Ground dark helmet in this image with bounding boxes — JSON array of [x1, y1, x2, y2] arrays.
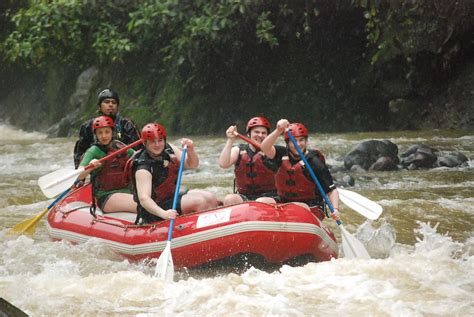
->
[[92, 116, 115, 131], [141, 123, 167, 141], [97, 89, 119, 105], [246, 116, 271, 134], [284, 123, 309, 140]]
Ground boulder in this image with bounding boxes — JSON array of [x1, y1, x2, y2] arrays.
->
[[369, 156, 399, 171], [334, 174, 356, 187], [436, 152, 469, 167], [400, 144, 437, 169], [344, 140, 399, 170]]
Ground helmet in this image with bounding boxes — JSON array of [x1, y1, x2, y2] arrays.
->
[[97, 89, 120, 105], [141, 123, 167, 141], [246, 116, 271, 134], [284, 123, 309, 140], [92, 116, 115, 131]]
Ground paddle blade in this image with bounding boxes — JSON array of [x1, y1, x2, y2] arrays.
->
[[9, 207, 49, 236], [38, 168, 82, 198], [154, 241, 174, 281], [340, 224, 371, 259], [339, 188, 383, 220]]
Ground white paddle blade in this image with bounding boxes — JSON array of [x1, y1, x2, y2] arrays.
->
[[38, 168, 83, 198], [339, 188, 383, 220], [154, 241, 174, 282], [340, 224, 371, 259]]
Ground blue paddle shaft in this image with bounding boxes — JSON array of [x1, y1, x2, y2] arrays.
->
[[286, 132, 342, 225], [47, 188, 71, 209], [167, 146, 187, 242]]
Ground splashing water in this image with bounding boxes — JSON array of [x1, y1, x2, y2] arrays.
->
[[1, 126, 473, 315], [356, 219, 397, 258]]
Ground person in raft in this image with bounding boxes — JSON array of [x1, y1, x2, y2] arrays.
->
[[218, 116, 285, 205], [73, 88, 141, 168], [131, 123, 219, 224], [75, 115, 137, 214], [259, 119, 341, 221]]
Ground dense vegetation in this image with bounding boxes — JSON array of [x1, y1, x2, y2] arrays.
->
[[0, 0, 473, 134]]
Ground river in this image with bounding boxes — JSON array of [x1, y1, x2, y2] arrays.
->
[[0, 123, 473, 316]]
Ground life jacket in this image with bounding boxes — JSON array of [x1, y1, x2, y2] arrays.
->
[[131, 144, 179, 204], [275, 149, 326, 202], [94, 140, 130, 191], [234, 144, 277, 195]]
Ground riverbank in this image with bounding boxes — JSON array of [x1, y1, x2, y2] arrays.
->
[[1, 57, 472, 137]]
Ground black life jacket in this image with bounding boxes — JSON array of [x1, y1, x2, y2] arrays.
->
[[130, 144, 179, 223]]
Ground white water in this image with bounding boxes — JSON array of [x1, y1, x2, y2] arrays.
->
[[1, 124, 473, 316]]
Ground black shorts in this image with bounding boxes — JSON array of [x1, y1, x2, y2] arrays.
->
[[136, 190, 188, 224], [97, 193, 113, 211], [158, 190, 188, 213]]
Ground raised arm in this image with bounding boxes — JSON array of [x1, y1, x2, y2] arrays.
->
[[260, 119, 289, 159], [171, 139, 199, 169], [218, 125, 240, 168]]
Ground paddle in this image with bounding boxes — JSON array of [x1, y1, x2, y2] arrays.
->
[[286, 130, 370, 259], [236, 132, 382, 219], [9, 188, 71, 236], [154, 145, 187, 281], [338, 188, 382, 220], [235, 132, 261, 149], [38, 138, 144, 198]]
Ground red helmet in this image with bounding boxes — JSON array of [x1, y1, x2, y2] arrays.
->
[[246, 116, 271, 134], [92, 116, 115, 131], [284, 123, 309, 140], [141, 123, 167, 141]]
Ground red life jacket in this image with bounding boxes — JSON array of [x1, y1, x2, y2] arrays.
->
[[275, 149, 326, 201], [95, 140, 130, 191], [234, 144, 277, 195]]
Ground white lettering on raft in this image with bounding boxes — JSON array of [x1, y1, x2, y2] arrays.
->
[[196, 208, 232, 228]]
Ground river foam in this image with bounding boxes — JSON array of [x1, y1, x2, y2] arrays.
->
[[1, 222, 472, 316]]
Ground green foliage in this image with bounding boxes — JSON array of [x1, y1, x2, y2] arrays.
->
[[1, 1, 473, 134], [1, 1, 342, 75], [1, 0, 138, 66], [354, 0, 473, 68]]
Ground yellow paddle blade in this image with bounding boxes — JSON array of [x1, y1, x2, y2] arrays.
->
[[9, 207, 49, 236]]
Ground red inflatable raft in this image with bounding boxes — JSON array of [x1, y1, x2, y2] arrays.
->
[[47, 184, 338, 269]]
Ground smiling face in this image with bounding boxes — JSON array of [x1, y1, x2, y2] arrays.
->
[[99, 98, 118, 116], [145, 137, 166, 157], [249, 126, 269, 144], [94, 127, 114, 146], [287, 136, 307, 157]]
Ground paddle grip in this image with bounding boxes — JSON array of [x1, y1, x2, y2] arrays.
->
[[286, 131, 342, 226], [84, 138, 144, 171]]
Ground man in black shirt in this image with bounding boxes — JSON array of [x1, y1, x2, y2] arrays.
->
[[73, 89, 141, 168], [260, 119, 341, 221]]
